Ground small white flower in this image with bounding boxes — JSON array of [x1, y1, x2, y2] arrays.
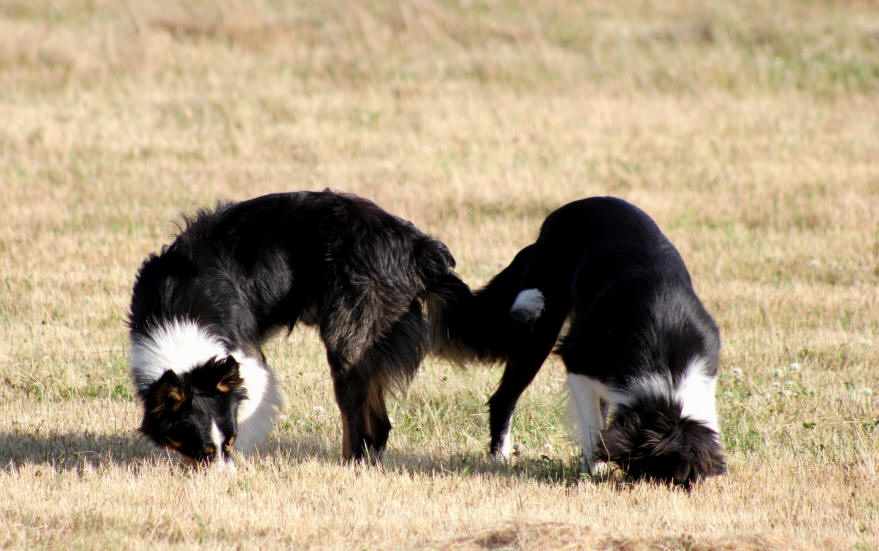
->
[[732, 367, 743, 377], [789, 362, 801, 371], [863, 388, 873, 396], [312, 406, 325, 416]]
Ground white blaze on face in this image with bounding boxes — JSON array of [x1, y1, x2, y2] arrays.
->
[[209, 419, 239, 471], [210, 420, 224, 462]]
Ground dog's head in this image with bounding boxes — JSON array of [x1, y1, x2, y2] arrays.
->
[[138, 356, 246, 467], [597, 400, 726, 489]]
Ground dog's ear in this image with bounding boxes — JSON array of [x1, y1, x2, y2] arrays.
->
[[152, 370, 189, 413], [214, 356, 243, 393]]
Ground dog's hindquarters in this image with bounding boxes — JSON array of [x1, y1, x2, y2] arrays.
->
[[324, 298, 430, 460], [319, 216, 471, 460]]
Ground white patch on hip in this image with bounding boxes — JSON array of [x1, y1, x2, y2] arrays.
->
[[230, 351, 283, 454], [129, 319, 227, 392], [510, 289, 545, 322]]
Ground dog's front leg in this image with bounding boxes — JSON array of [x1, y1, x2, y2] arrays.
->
[[566, 373, 608, 477]]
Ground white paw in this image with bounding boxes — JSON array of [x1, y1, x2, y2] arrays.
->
[[490, 449, 509, 462], [579, 457, 610, 479], [589, 460, 610, 478]]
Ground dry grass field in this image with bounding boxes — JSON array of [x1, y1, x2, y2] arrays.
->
[[1, 0, 877, 549]]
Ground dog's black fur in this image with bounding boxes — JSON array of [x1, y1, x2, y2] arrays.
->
[[129, 190, 472, 464], [448, 196, 726, 487]]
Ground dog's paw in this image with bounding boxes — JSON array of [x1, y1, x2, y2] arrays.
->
[[589, 460, 610, 478], [489, 450, 509, 462], [578, 457, 611, 481], [489, 442, 521, 462]]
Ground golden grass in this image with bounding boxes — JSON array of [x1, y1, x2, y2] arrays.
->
[[1, 0, 877, 549]]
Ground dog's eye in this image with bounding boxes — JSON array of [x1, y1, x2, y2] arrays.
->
[[204, 445, 216, 456]]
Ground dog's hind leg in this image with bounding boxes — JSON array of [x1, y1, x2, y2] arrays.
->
[[328, 356, 374, 460], [366, 380, 392, 454], [487, 307, 566, 459]]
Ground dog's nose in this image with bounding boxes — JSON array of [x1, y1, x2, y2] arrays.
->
[[204, 453, 237, 472]]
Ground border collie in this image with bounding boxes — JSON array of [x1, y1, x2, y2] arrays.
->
[[128, 190, 471, 465], [452, 197, 726, 487]]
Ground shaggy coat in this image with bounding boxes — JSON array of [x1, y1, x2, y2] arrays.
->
[[129, 190, 470, 463]]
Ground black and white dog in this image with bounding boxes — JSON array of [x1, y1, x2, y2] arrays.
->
[[457, 197, 726, 487], [128, 190, 471, 466]]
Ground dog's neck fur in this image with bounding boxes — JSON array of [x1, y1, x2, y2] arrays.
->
[[629, 355, 719, 435], [129, 319, 228, 393]]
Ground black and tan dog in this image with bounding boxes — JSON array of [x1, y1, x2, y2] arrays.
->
[[128, 190, 473, 466]]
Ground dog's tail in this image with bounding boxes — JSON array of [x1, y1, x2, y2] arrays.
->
[[421, 271, 509, 365], [422, 244, 538, 365], [595, 390, 726, 489]]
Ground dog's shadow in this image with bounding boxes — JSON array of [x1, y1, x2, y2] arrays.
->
[[267, 436, 602, 487], [0, 430, 158, 471], [0, 430, 606, 486]]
